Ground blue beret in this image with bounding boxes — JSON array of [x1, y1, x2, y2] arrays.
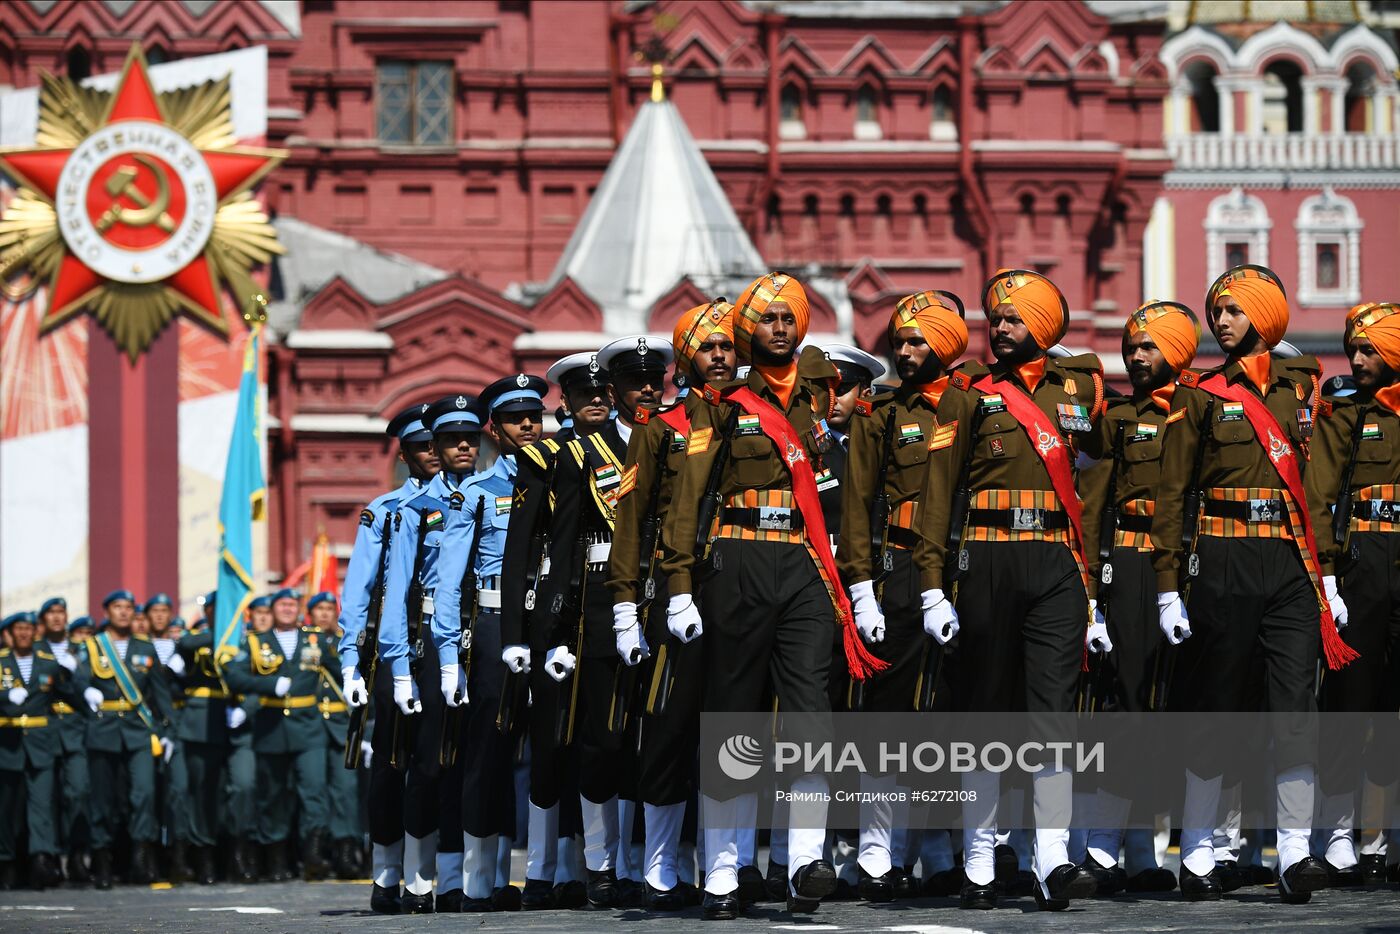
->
[[386, 403, 433, 443], [40, 597, 66, 615], [143, 593, 172, 611], [96, 619, 111, 632], [68, 616, 93, 634], [170, 617, 187, 630], [1, 611, 36, 632], [102, 589, 136, 608], [481, 374, 547, 415], [306, 591, 337, 611], [272, 588, 300, 604], [424, 394, 483, 434], [248, 595, 273, 610]]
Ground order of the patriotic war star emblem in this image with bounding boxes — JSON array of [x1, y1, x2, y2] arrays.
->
[[0, 43, 286, 359]]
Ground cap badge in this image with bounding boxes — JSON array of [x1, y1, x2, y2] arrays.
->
[[516, 374, 530, 387], [637, 338, 648, 355], [455, 395, 468, 409], [588, 355, 599, 374]]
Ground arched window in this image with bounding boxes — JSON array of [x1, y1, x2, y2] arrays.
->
[[780, 84, 806, 140], [1295, 187, 1362, 306], [1261, 61, 1303, 134], [854, 84, 881, 140], [1345, 61, 1378, 133], [1204, 187, 1271, 283], [1184, 60, 1220, 133], [66, 46, 91, 82], [930, 84, 957, 140]]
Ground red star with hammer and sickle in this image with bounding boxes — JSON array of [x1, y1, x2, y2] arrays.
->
[[0, 47, 280, 331]]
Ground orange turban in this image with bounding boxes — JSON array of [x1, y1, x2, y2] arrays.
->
[[1207, 266, 1289, 348], [1125, 300, 1200, 373], [672, 299, 734, 375], [889, 290, 968, 367], [983, 269, 1067, 350], [1350, 303, 1400, 371], [734, 272, 810, 361]]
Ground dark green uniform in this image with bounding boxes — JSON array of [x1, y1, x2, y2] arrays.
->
[[314, 662, 360, 848], [45, 640, 92, 876], [0, 647, 73, 862], [172, 632, 251, 853]]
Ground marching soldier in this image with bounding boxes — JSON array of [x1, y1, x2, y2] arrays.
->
[[306, 591, 360, 879], [379, 393, 484, 912], [39, 599, 67, 647], [836, 291, 973, 902], [433, 373, 548, 910], [1307, 302, 1400, 886], [223, 587, 336, 883], [609, 301, 738, 910], [1151, 264, 1351, 904], [50, 614, 93, 885], [144, 593, 192, 883], [0, 612, 76, 889], [73, 589, 176, 889], [248, 595, 274, 634], [1076, 300, 1200, 895], [664, 272, 884, 919], [339, 402, 440, 913], [913, 270, 1107, 911]]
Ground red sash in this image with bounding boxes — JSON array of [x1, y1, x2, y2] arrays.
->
[[1194, 373, 1358, 670], [658, 406, 690, 435], [720, 385, 887, 680], [970, 375, 1086, 563]]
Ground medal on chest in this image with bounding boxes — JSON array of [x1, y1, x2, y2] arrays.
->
[[1056, 403, 1092, 434], [814, 466, 840, 492]]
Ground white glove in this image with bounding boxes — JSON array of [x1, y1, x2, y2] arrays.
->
[[1157, 592, 1191, 645], [7, 687, 27, 706], [544, 645, 576, 682], [392, 674, 421, 715], [849, 580, 885, 645], [342, 666, 369, 707], [921, 588, 959, 645], [613, 602, 649, 665], [440, 663, 467, 707], [83, 686, 103, 712], [273, 676, 292, 698], [160, 737, 175, 764], [226, 706, 247, 730], [56, 653, 76, 672], [1323, 576, 1349, 631], [360, 740, 373, 768], [1086, 601, 1113, 654], [165, 653, 186, 676], [502, 645, 531, 674], [666, 594, 702, 643]]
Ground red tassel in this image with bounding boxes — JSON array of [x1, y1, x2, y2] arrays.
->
[[1321, 621, 1360, 671], [1080, 643, 1089, 673], [841, 613, 889, 681]]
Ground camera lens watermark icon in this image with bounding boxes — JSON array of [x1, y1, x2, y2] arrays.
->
[[717, 734, 764, 781]]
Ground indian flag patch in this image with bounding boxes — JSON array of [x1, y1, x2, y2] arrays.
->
[[1363, 423, 1382, 440], [736, 413, 762, 436], [594, 464, 620, 488], [425, 509, 443, 528], [1220, 401, 1245, 422], [494, 495, 512, 515], [980, 394, 1006, 414], [1134, 422, 1158, 439], [898, 423, 923, 445]]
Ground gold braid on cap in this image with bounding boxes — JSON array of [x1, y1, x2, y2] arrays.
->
[[1348, 301, 1400, 345], [1206, 263, 1286, 310], [1126, 299, 1201, 339]]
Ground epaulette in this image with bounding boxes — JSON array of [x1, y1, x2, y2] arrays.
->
[[134, 634, 151, 642], [1177, 369, 1201, 388], [0, 648, 9, 657], [448, 490, 465, 511], [634, 407, 651, 426], [1317, 398, 1334, 419], [701, 383, 723, 405], [1277, 354, 1322, 376], [358, 508, 375, 527], [951, 360, 990, 380], [1055, 352, 1105, 375], [542, 438, 561, 453], [949, 371, 974, 391], [565, 438, 586, 467], [36, 650, 55, 660]]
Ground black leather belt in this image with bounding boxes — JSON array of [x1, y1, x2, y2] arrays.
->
[[721, 506, 804, 532], [1203, 499, 1286, 523], [1115, 514, 1153, 533], [886, 526, 919, 550], [1352, 500, 1400, 522], [966, 507, 1069, 531]]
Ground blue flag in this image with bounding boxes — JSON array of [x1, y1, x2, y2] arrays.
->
[[215, 324, 266, 661]]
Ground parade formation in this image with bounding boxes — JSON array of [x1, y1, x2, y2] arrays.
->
[[2, 265, 1398, 922]]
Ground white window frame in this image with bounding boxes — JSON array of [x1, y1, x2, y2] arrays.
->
[[1204, 187, 1271, 285], [1295, 186, 1362, 306]]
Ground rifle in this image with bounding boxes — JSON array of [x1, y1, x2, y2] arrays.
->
[[915, 402, 986, 712], [1078, 421, 1126, 716], [1151, 397, 1214, 713], [1332, 404, 1370, 560], [848, 403, 900, 713], [390, 511, 432, 770], [554, 447, 592, 747], [498, 447, 559, 737], [612, 426, 671, 733], [344, 512, 394, 769], [440, 495, 487, 767]]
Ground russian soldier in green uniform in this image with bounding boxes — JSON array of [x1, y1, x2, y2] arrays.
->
[[40, 605, 93, 885], [307, 591, 361, 879], [144, 593, 193, 883], [73, 590, 177, 889]]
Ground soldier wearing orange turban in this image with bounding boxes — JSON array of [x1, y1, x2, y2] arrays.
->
[[1207, 264, 1289, 349], [1349, 302, 1400, 372], [672, 298, 735, 383], [1124, 300, 1200, 375], [889, 289, 969, 369], [733, 271, 811, 363], [983, 268, 1069, 352]]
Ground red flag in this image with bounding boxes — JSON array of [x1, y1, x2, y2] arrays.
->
[[306, 531, 340, 601]]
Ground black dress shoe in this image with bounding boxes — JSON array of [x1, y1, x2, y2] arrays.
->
[[857, 865, 896, 902], [0, 862, 14, 891], [1278, 856, 1328, 904], [195, 847, 217, 885], [1213, 859, 1243, 892], [1359, 853, 1388, 887], [892, 865, 918, 899], [231, 840, 258, 884], [401, 891, 435, 913], [1178, 863, 1222, 901], [1125, 866, 1176, 893], [645, 882, 685, 911], [993, 844, 1020, 885], [616, 877, 646, 908], [586, 867, 619, 908], [1082, 858, 1127, 897], [91, 849, 113, 891], [521, 878, 555, 910], [461, 894, 495, 912], [435, 889, 464, 912], [1241, 863, 1274, 887], [677, 880, 702, 906], [736, 864, 766, 904], [370, 883, 400, 913], [925, 867, 962, 897], [167, 840, 193, 884], [129, 842, 157, 885], [959, 877, 997, 909], [786, 859, 837, 913], [702, 890, 740, 920], [66, 851, 91, 886], [554, 878, 588, 909], [491, 884, 522, 910], [1325, 858, 1362, 888], [1040, 863, 1096, 907], [996, 868, 1036, 896], [764, 860, 787, 901]]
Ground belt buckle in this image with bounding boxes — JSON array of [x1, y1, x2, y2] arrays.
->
[[1010, 507, 1044, 531], [421, 594, 436, 617], [757, 506, 790, 531], [1247, 499, 1280, 523], [1373, 501, 1397, 522]]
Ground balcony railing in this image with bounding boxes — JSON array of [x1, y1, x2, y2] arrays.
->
[[1167, 133, 1400, 171]]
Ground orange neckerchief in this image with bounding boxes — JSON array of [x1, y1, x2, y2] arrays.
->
[[1012, 356, 1047, 395], [1374, 383, 1400, 417], [1236, 352, 1273, 398], [917, 375, 950, 410], [755, 359, 798, 410], [1149, 383, 1176, 413]]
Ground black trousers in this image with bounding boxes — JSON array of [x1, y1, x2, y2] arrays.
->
[[860, 548, 933, 712], [1101, 548, 1161, 713], [951, 540, 1085, 713], [367, 668, 405, 847], [403, 637, 443, 840], [457, 609, 516, 839], [1175, 536, 1320, 773], [1321, 532, 1400, 790], [636, 630, 703, 807]]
